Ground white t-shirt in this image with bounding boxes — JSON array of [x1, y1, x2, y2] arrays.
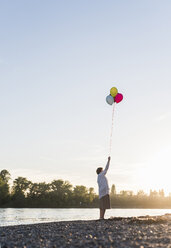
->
[[97, 160, 110, 199]]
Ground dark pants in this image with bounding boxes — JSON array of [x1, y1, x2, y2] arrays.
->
[[99, 194, 111, 209]]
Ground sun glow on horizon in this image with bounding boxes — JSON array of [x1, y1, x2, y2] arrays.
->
[[136, 145, 171, 195]]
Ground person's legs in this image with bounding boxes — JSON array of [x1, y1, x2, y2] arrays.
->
[[100, 208, 106, 219]]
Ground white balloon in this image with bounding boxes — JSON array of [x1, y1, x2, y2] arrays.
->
[[106, 95, 114, 105]]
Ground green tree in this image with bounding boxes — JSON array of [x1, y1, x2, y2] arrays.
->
[[0, 170, 10, 206], [27, 182, 51, 207], [88, 187, 96, 203], [150, 190, 158, 198], [29, 182, 50, 197], [0, 169, 11, 183], [12, 177, 31, 206], [50, 180, 73, 207], [73, 185, 89, 206], [111, 184, 116, 196], [12, 177, 30, 194], [0, 178, 10, 205], [159, 189, 165, 197], [120, 190, 133, 197], [137, 190, 146, 197]]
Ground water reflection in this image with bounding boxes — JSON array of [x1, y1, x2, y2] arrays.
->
[[1, 208, 171, 226]]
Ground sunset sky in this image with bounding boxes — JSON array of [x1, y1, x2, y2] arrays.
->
[[0, 0, 171, 194]]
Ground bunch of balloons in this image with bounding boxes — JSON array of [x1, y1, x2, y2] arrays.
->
[[106, 87, 123, 105]]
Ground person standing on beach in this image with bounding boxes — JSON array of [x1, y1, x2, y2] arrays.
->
[[96, 156, 111, 219]]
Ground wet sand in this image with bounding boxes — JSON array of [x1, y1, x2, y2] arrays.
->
[[0, 215, 171, 248]]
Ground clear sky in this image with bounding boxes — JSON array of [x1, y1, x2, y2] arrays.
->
[[0, 0, 171, 194]]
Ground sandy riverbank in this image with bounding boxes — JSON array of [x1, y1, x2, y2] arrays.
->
[[0, 215, 171, 247]]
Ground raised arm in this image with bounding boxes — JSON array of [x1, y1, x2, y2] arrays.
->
[[101, 157, 111, 175]]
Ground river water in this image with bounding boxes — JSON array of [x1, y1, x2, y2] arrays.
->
[[1, 208, 171, 226]]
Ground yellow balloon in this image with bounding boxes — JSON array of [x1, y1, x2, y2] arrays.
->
[[110, 87, 118, 97]]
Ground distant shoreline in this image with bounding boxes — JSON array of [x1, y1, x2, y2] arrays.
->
[[1, 206, 171, 209], [0, 215, 171, 247]]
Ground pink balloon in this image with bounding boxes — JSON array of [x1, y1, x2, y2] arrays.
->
[[114, 93, 123, 103]]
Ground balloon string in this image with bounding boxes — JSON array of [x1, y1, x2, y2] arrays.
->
[[109, 103, 116, 156]]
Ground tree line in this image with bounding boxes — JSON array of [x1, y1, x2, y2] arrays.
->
[[1, 169, 171, 208]]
